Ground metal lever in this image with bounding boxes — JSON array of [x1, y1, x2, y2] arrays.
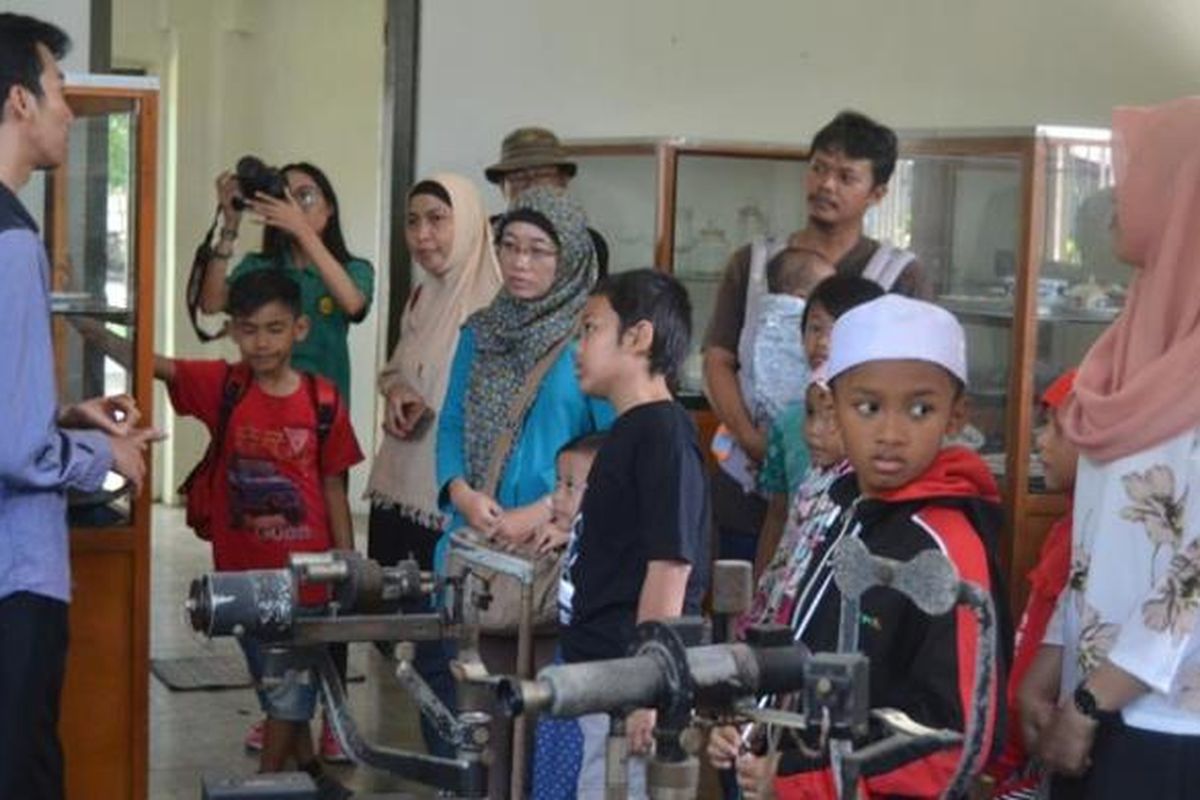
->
[[832, 535, 961, 617]]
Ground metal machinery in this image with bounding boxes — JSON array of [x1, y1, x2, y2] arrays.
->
[[186, 534, 997, 799]]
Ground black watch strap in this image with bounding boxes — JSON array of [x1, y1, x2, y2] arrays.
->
[[1073, 683, 1121, 725]]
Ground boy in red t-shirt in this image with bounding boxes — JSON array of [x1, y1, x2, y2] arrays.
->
[[988, 369, 1079, 797], [163, 270, 362, 792]]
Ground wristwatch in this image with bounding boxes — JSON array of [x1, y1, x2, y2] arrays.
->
[[1073, 682, 1121, 725]]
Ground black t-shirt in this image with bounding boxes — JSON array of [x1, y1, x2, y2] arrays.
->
[[560, 400, 711, 664]]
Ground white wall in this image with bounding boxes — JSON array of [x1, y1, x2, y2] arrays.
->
[[2, 0, 91, 71], [416, 0, 1200, 194], [112, 0, 387, 511]]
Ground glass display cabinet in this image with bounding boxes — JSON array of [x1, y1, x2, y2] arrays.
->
[[564, 138, 810, 398], [27, 74, 159, 800], [868, 127, 1116, 612], [568, 129, 1119, 614]]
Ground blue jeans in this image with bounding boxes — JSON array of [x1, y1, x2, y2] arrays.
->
[[238, 638, 319, 722]]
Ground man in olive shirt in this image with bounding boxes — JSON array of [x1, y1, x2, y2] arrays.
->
[[703, 111, 927, 565]]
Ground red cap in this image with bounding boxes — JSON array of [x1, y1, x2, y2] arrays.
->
[[1041, 368, 1078, 410]]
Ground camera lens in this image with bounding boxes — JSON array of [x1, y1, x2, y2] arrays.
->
[[233, 155, 287, 206], [236, 156, 268, 178]]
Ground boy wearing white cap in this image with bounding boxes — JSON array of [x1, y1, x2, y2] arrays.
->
[[770, 295, 1009, 799]]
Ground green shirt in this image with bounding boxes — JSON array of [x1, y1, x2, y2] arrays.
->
[[229, 251, 374, 401], [759, 400, 811, 496]]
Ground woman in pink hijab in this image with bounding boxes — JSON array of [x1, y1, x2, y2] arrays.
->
[[1023, 97, 1200, 799]]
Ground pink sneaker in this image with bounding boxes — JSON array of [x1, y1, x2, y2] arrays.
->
[[320, 717, 351, 764], [243, 718, 265, 752]]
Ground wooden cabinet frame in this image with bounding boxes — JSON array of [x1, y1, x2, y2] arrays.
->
[[44, 75, 159, 800]]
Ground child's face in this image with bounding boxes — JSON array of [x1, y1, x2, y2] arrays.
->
[[551, 450, 593, 530], [802, 301, 835, 370], [576, 294, 650, 398], [804, 383, 845, 468], [832, 359, 966, 496], [1036, 410, 1079, 492], [230, 300, 308, 377]]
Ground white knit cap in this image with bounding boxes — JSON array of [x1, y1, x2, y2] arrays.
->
[[826, 295, 968, 384]]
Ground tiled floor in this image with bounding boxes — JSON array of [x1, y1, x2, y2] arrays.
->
[[149, 505, 431, 798]]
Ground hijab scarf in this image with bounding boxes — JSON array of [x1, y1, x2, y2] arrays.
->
[[365, 173, 502, 524], [1063, 97, 1200, 461], [462, 188, 596, 490]]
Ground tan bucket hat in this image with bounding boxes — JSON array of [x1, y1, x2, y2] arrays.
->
[[484, 126, 578, 184]]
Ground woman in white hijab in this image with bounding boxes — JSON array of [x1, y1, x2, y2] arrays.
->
[[363, 174, 501, 757]]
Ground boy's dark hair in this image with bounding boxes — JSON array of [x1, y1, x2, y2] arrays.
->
[[766, 247, 832, 295], [801, 274, 886, 332], [591, 268, 691, 379], [811, 111, 899, 187], [0, 13, 71, 119], [558, 432, 606, 460], [227, 269, 302, 320]]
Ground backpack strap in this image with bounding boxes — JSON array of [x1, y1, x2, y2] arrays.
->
[[177, 361, 253, 495], [214, 363, 253, 459], [862, 243, 917, 291], [304, 372, 341, 473]]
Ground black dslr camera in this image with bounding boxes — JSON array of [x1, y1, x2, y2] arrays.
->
[[231, 156, 287, 210]]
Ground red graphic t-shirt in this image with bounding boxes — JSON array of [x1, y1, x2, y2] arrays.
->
[[169, 360, 363, 593]]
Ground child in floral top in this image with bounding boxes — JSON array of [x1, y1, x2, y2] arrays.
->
[[741, 375, 851, 637], [711, 371, 854, 794]]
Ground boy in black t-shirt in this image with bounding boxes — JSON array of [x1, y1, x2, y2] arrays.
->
[[531, 269, 710, 800]]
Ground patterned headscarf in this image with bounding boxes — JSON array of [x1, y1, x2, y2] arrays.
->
[[462, 188, 597, 490]]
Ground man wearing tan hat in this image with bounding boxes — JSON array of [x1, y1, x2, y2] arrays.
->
[[485, 126, 609, 276]]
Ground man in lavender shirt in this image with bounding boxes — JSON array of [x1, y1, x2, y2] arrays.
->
[[0, 14, 160, 800]]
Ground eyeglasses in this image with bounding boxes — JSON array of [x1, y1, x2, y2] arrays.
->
[[498, 238, 559, 263], [503, 167, 565, 192], [293, 185, 323, 210]]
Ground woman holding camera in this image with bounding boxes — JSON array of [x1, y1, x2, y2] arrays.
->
[[201, 162, 374, 403]]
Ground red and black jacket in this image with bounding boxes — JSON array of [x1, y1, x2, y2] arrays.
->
[[774, 447, 1012, 799]]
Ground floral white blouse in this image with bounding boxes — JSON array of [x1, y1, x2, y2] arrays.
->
[[1048, 426, 1200, 734]]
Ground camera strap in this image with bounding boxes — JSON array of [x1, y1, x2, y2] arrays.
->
[[186, 205, 229, 342]]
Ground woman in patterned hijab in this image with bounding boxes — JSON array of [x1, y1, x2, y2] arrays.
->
[[437, 186, 609, 544], [461, 188, 597, 491], [435, 186, 611, 799]]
